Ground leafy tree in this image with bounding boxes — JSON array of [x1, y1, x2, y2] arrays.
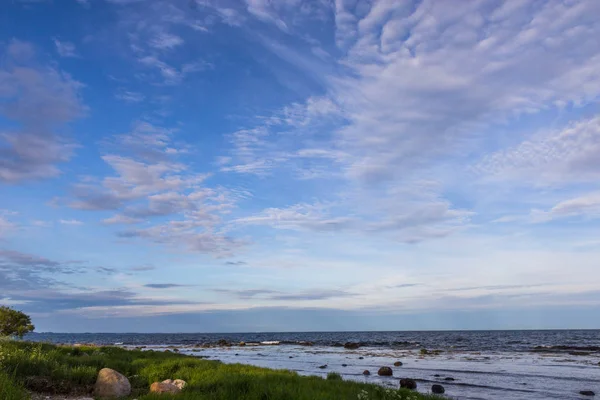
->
[[0, 306, 34, 338]]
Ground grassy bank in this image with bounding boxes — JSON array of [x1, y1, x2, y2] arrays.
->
[[0, 370, 29, 400], [0, 340, 438, 400]]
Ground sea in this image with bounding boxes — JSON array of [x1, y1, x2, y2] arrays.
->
[[28, 330, 600, 400]]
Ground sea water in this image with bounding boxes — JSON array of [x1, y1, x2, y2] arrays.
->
[[29, 330, 600, 399]]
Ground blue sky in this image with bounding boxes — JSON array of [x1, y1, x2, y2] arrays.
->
[[1, 0, 600, 333]]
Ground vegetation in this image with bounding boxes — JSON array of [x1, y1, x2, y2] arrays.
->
[[326, 372, 343, 381], [0, 370, 29, 400], [0, 307, 35, 338], [0, 340, 438, 399]]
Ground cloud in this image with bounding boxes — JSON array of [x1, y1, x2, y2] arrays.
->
[[327, 0, 600, 184], [213, 289, 278, 299], [130, 265, 156, 272], [53, 38, 78, 57], [234, 195, 472, 244], [103, 215, 142, 225], [213, 288, 355, 301], [225, 261, 247, 266], [0, 249, 80, 293], [476, 116, 600, 184], [59, 219, 83, 225], [529, 192, 600, 223], [0, 39, 85, 183], [68, 121, 243, 256], [0, 249, 200, 315], [115, 90, 145, 103], [149, 32, 184, 50], [8, 288, 202, 314], [144, 283, 190, 289], [269, 289, 355, 301], [245, 0, 289, 32], [0, 215, 16, 238]]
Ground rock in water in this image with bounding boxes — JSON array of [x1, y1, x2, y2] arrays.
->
[[394, 361, 403, 366], [318, 364, 328, 369], [363, 370, 371, 375], [580, 391, 595, 396], [344, 342, 360, 349], [400, 378, 417, 390], [432, 384, 445, 394], [150, 382, 180, 394], [377, 367, 393, 376], [444, 377, 455, 381], [94, 368, 131, 398]]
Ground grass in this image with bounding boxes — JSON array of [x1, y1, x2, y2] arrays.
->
[[0, 340, 439, 400], [0, 370, 29, 400]]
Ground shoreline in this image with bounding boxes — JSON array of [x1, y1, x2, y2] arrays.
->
[[0, 340, 439, 400]]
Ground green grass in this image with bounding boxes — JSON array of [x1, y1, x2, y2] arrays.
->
[[0, 370, 29, 400], [0, 340, 438, 400]]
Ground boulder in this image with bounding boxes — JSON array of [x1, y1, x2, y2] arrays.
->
[[162, 379, 187, 390], [377, 367, 393, 376], [444, 377, 455, 381], [393, 361, 403, 367], [580, 391, 595, 396], [239, 341, 246, 346], [358, 356, 364, 360], [363, 370, 371, 376], [344, 342, 360, 350], [400, 378, 417, 390], [94, 368, 131, 399], [318, 364, 328, 369], [150, 382, 180, 394], [432, 384, 445, 394], [342, 364, 348, 367]]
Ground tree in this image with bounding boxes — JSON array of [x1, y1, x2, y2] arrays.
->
[[0, 306, 35, 338]]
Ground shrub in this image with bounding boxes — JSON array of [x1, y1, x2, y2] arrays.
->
[[0, 307, 34, 339]]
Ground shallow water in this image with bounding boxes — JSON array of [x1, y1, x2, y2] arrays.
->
[[29, 330, 600, 399]]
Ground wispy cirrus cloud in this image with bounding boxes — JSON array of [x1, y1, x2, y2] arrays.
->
[[115, 90, 145, 103], [53, 38, 78, 57]]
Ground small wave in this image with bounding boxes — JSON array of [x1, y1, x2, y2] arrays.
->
[[532, 345, 600, 353]]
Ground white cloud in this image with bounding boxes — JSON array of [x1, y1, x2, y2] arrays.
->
[[59, 219, 84, 225], [530, 192, 600, 223], [69, 121, 241, 256], [476, 116, 600, 184], [149, 32, 184, 50], [103, 215, 142, 225], [53, 38, 78, 57], [115, 90, 145, 103], [321, 0, 600, 184], [234, 192, 472, 244]]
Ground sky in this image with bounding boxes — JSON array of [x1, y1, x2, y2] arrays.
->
[[1, 0, 600, 333]]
